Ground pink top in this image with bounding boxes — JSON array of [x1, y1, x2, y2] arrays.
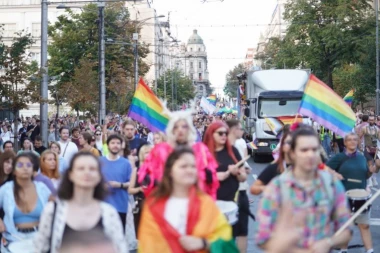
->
[[138, 142, 219, 199]]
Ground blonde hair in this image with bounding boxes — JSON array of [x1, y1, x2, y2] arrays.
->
[[40, 150, 60, 179], [154, 132, 167, 143], [138, 144, 153, 164]]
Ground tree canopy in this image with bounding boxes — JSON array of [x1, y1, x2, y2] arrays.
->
[[223, 63, 245, 98], [156, 69, 195, 110], [48, 2, 150, 114]]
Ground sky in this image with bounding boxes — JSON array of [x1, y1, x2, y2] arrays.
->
[[149, 0, 277, 93]]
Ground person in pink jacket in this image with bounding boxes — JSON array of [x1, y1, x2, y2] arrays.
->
[[138, 104, 219, 199]]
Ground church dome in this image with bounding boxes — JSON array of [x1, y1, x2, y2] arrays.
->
[[187, 30, 204, 45]]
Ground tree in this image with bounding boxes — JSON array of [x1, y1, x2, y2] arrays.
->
[[48, 2, 150, 113], [0, 31, 38, 149], [156, 69, 195, 109], [270, 0, 375, 88], [60, 58, 98, 116], [223, 63, 246, 98]]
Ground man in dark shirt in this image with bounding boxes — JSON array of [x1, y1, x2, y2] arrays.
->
[[122, 120, 146, 155], [27, 118, 41, 142], [34, 136, 47, 155]]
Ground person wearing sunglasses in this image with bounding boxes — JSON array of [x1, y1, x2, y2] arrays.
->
[[94, 130, 103, 154], [203, 121, 247, 237], [0, 153, 51, 252]]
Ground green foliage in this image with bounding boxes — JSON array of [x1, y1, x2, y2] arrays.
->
[[48, 2, 150, 113], [0, 31, 37, 114], [223, 63, 245, 97], [260, 0, 375, 89], [156, 69, 195, 109]]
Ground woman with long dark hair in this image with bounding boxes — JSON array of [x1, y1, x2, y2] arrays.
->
[[0, 151, 16, 186], [138, 147, 237, 253], [250, 128, 292, 195], [34, 152, 128, 253], [0, 153, 51, 252]]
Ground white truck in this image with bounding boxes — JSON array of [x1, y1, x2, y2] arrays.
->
[[243, 69, 310, 162]]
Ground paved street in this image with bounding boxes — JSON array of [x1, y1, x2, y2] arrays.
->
[[246, 158, 380, 253]]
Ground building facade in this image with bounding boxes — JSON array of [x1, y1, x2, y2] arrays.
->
[[169, 29, 211, 99]]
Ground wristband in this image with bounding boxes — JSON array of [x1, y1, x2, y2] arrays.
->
[[120, 183, 123, 188]]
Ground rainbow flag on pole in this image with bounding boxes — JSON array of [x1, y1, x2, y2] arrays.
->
[[298, 75, 356, 137], [343, 89, 354, 107], [247, 141, 258, 150], [128, 78, 169, 132], [207, 95, 217, 105]]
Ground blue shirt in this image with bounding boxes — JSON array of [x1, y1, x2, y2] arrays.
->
[[0, 181, 51, 243], [100, 156, 132, 213]]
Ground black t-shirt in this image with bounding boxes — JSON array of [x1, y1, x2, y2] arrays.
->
[[216, 147, 242, 201], [35, 146, 47, 155], [258, 163, 281, 185]]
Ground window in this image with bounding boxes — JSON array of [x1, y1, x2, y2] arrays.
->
[[199, 62, 202, 69], [190, 61, 193, 68], [190, 47, 193, 52], [190, 74, 194, 80], [3, 23, 16, 37], [32, 23, 41, 38], [198, 47, 201, 52], [199, 85, 203, 91], [199, 73, 202, 80]]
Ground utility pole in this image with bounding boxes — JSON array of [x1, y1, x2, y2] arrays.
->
[[376, 0, 379, 115], [98, 1, 106, 125], [41, 0, 48, 147], [134, 13, 139, 90]]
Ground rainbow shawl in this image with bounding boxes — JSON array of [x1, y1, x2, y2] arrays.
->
[[138, 142, 219, 199], [138, 188, 238, 253]]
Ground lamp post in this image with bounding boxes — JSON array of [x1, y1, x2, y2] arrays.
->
[[376, 0, 379, 115], [41, 0, 49, 147]]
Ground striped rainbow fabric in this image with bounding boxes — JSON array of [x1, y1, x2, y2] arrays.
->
[[343, 89, 354, 107], [207, 95, 217, 105], [128, 78, 169, 132], [299, 75, 356, 137]]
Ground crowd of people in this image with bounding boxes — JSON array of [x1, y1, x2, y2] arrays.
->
[[0, 106, 377, 253]]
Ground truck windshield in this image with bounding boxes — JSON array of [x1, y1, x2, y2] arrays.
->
[[259, 99, 301, 117]]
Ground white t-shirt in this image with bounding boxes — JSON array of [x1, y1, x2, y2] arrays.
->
[[234, 138, 250, 190], [164, 197, 189, 235], [59, 140, 78, 165]]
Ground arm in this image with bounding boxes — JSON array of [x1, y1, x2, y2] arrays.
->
[[128, 168, 143, 195], [33, 201, 55, 253], [250, 179, 265, 195]]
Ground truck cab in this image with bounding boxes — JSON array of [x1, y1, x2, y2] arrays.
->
[[244, 69, 310, 162]]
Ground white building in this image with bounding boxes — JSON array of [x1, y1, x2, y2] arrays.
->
[[170, 29, 210, 99], [125, 1, 168, 87], [0, 0, 88, 117]]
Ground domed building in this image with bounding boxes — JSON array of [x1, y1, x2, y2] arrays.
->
[[171, 29, 211, 99]]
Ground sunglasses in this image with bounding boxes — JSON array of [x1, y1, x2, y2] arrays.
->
[[16, 162, 33, 169], [215, 131, 228, 136], [95, 133, 101, 136]]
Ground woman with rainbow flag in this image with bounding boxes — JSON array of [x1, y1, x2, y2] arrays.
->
[[138, 147, 238, 253], [138, 105, 219, 199]]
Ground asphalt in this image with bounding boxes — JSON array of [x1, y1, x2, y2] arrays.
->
[[247, 158, 380, 253]]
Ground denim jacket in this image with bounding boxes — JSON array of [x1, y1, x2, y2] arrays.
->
[[0, 181, 51, 244]]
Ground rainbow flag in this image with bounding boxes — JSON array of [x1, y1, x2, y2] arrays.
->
[[128, 78, 169, 132], [299, 75, 356, 137], [247, 141, 258, 150], [343, 89, 354, 107], [138, 187, 238, 253], [277, 116, 303, 125], [207, 95, 217, 105]]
